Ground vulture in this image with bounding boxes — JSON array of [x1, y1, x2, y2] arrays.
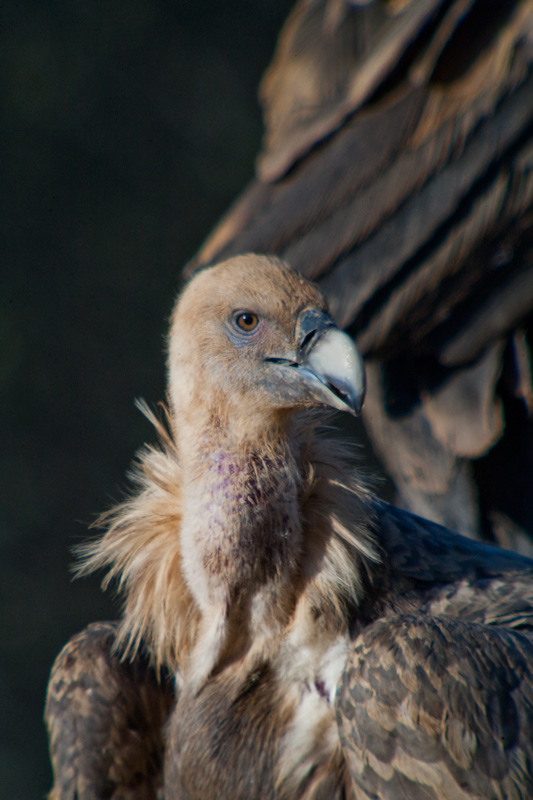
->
[[187, 0, 533, 547], [46, 255, 533, 800]]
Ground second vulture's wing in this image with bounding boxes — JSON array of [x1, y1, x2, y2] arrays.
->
[[187, 0, 533, 546]]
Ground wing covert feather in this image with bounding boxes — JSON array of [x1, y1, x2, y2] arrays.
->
[[45, 622, 174, 800], [337, 615, 533, 800]]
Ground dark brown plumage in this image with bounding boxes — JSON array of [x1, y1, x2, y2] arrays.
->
[[46, 256, 533, 799], [188, 0, 533, 547], [45, 622, 174, 799]]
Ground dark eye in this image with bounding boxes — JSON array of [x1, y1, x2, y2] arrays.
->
[[235, 312, 259, 332]]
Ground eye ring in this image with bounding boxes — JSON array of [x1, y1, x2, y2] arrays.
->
[[234, 312, 259, 332]]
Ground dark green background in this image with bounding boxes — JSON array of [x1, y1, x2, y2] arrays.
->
[[2, 2, 295, 796]]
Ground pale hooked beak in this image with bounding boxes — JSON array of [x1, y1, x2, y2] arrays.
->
[[265, 309, 366, 415]]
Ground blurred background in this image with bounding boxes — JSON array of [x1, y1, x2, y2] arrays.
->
[[1, 2, 295, 796]]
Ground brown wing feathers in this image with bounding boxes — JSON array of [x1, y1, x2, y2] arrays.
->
[[45, 622, 174, 800]]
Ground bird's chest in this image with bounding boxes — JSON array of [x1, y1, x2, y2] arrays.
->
[[164, 664, 342, 800]]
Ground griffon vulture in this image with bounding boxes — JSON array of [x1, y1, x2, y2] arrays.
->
[[46, 256, 533, 800], [187, 0, 533, 547]]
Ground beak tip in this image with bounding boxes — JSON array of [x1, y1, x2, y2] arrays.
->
[[346, 382, 365, 417], [352, 398, 364, 416]]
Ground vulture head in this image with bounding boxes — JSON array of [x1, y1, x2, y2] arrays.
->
[[167, 254, 365, 445]]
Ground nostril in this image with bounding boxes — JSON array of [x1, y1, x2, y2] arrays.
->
[[300, 330, 317, 351], [296, 308, 336, 352]]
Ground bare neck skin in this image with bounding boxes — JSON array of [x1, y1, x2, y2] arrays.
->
[[175, 396, 305, 688]]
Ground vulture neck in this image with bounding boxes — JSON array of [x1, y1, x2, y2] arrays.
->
[[175, 394, 293, 459], [175, 395, 305, 686]]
